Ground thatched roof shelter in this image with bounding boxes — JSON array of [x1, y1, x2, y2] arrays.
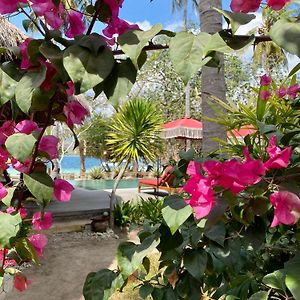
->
[[0, 17, 27, 62]]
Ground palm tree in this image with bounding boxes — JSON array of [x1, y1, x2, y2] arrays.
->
[[252, 7, 288, 73], [198, 0, 227, 154], [171, 0, 196, 150], [106, 98, 163, 227]]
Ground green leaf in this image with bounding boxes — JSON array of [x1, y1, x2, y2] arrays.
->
[[169, 31, 205, 84], [248, 292, 268, 300], [15, 238, 39, 264], [183, 249, 207, 281], [0, 213, 22, 248], [23, 173, 54, 206], [270, 19, 300, 57], [215, 9, 256, 34], [140, 284, 154, 299], [118, 24, 163, 69], [263, 270, 286, 292], [39, 41, 68, 81], [204, 221, 226, 246], [63, 41, 114, 94], [0, 62, 21, 105], [284, 254, 300, 299], [5, 133, 36, 163], [217, 31, 255, 51], [117, 234, 160, 277], [162, 195, 193, 234], [288, 62, 300, 78], [15, 67, 47, 113], [83, 270, 123, 300], [22, 19, 31, 32], [256, 86, 267, 121], [94, 59, 137, 108], [1, 187, 16, 207]]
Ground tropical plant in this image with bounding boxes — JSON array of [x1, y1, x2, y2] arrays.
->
[[106, 98, 163, 227], [139, 197, 164, 225], [89, 167, 104, 180]]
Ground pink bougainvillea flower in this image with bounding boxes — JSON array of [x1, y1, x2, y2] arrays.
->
[[38, 135, 59, 159], [13, 274, 32, 292], [265, 135, 292, 169], [53, 179, 74, 202], [0, 120, 15, 145], [287, 84, 300, 99], [12, 158, 31, 174], [6, 207, 27, 219], [270, 191, 300, 227], [260, 90, 271, 101], [0, 183, 7, 200], [103, 0, 124, 19], [0, 147, 9, 170], [66, 81, 75, 96], [238, 146, 266, 186], [15, 120, 39, 135], [267, 0, 291, 10], [102, 35, 116, 46], [65, 11, 85, 38], [20, 38, 34, 70], [0, 0, 27, 14], [63, 100, 89, 127], [103, 17, 139, 38], [40, 61, 57, 91], [186, 161, 201, 176], [277, 86, 287, 98], [186, 178, 216, 219], [31, 0, 64, 30], [29, 234, 48, 257], [32, 211, 52, 230], [260, 74, 272, 86], [230, 0, 261, 12]]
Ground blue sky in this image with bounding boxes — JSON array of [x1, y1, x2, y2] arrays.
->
[[10, 0, 232, 33]]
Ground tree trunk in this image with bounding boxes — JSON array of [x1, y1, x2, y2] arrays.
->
[[184, 0, 188, 30], [199, 0, 226, 154], [109, 160, 129, 228], [79, 139, 86, 178]]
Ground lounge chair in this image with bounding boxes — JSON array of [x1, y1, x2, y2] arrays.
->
[[138, 166, 179, 194]]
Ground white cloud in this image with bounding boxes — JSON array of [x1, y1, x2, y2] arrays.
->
[[136, 20, 152, 31], [165, 20, 184, 32]]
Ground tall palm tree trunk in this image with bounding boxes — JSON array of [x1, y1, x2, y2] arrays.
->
[[199, 0, 226, 154]]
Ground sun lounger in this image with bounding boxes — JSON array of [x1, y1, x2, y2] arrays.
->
[[138, 166, 180, 194]]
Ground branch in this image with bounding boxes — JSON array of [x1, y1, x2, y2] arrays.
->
[[86, 0, 103, 35], [19, 7, 45, 37], [111, 35, 271, 56], [29, 99, 55, 174]]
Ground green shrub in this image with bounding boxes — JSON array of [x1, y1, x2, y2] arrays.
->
[[113, 197, 163, 227], [89, 167, 104, 179], [138, 197, 163, 225], [113, 201, 141, 227]]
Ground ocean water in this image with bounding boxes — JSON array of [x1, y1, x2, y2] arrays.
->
[[60, 155, 103, 174], [8, 155, 104, 176]]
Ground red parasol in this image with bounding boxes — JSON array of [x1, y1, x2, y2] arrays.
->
[[162, 119, 256, 141], [227, 126, 257, 139], [162, 118, 203, 139]]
